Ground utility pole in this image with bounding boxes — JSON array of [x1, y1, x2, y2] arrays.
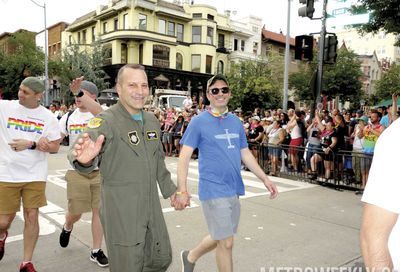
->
[[315, 0, 328, 105], [283, 0, 292, 111]]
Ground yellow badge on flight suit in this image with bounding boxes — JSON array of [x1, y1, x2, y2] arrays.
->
[[87, 117, 103, 129]]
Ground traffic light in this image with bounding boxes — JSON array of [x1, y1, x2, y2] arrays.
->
[[295, 35, 314, 61], [298, 0, 315, 19], [324, 35, 338, 64]]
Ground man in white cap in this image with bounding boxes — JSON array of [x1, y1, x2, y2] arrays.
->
[[58, 77, 108, 267], [0, 77, 61, 272]]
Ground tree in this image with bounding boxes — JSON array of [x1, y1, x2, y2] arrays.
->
[[374, 64, 400, 101], [323, 48, 363, 104], [289, 48, 363, 108], [53, 42, 109, 103], [226, 51, 284, 112], [351, 0, 400, 45], [0, 32, 45, 99]]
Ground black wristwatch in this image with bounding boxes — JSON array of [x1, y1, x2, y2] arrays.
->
[[30, 141, 37, 150]]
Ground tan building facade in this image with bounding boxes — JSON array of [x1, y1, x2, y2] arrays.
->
[[48, 22, 69, 60], [357, 51, 382, 96], [0, 29, 36, 55]]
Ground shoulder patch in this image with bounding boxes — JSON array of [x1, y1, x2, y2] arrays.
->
[[87, 117, 103, 129], [128, 131, 140, 145], [146, 131, 158, 140]]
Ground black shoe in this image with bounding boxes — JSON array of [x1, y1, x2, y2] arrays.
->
[[355, 190, 364, 195], [90, 249, 109, 267], [59, 226, 72, 248], [181, 250, 195, 272]]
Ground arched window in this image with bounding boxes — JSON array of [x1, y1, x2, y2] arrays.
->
[[176, 53, 183, 70], [217, 60, 224, 74]]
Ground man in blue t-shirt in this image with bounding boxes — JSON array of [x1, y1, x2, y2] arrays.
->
[[174, 74, 278, 272]]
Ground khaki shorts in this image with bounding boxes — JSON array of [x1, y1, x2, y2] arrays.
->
[[0, 181, 47, 214], [65, 170, 101, 215]]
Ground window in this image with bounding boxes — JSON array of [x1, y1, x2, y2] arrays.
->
[[91, 27, 96, 42], [192, 26, 201, 43], [168, 22, 175, 36], [139, 14, 147, 30], [332, 8, 347, 16], [103, 22, 108, 34], [123, 14, 128, 29], [206, 55, 212, 73], [234, 39, 238, 51], [103, 44, 112, 65], [191, 54, 201, 72], [193, 13, 202, 18], [252, 26, 259, 33], [114, 19, 118, 31], [153, 44, 170, 68], [217, 61, 224, 74], [278, 47, 284, 56], [69, 35, 72, 45], [158, 19, 166, 34], [218, 34, 225, 48], [121, 43, 127, 64], [207, 27, 213, 45], [139, 44, 143, 64], [176, 53, 183, 70], [82, 30, 87, 44], [207, 14, 214, 20], [240, 40, 245, 51], [253, 42, 258, 54], [177, 24, 184, 42], [78, 32, 81, 43]]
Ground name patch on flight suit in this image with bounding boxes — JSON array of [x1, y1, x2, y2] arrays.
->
[[146, 131, 158, 140], [128, 131, 140, 145]]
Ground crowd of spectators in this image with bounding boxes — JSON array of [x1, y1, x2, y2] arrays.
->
[[50, 93, 399, 193]]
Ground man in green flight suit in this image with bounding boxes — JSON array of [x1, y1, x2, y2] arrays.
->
[[68, 64, 182, 271]]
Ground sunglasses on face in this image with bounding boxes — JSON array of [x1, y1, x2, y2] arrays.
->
[[209, 87, 230, 95]]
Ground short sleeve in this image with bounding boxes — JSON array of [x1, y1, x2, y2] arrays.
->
[[180, 116, 201, 149]]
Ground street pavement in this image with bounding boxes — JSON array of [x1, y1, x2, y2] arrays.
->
[[0, 146, 364, 272]]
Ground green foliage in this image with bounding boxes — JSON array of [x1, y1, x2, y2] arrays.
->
[[323, 49, 363, 103], [226, 52, 283, 111], [0, 32, 45, 99], [375, 64, 400, 101], [351, 0, 400, 46], [289, 48, 363, 107], [53, 42, 109, 103]]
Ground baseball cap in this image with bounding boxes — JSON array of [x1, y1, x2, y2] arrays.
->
[[21, 77, 45, 93], [252, 116, 260, 121], [356, 109, 364, 115], [80, 80, 99, 97], [357, 116, 368, 124], [207, 74, 229, 90]]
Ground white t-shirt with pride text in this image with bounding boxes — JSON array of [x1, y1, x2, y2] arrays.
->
[[59, 109, 94, 146], [0, 100, 61, 182]]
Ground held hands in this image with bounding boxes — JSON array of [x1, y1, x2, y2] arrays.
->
[[8, 139, 33, 152], [71, 133, 105, 165], [170, 191, 191, 210]]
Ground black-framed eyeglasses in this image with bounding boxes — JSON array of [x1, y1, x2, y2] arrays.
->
[[209, 87, 230, 95]]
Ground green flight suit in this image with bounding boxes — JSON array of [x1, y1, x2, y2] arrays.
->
[[69, 102, 177, 272]]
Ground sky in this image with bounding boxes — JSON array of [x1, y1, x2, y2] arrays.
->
[[0, 0, 324, 38]]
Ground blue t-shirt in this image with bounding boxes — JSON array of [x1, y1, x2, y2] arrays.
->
[[180, 111, 248, 201], [380, 114, 389, 128]]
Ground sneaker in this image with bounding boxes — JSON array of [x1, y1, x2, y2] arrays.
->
[[181, 250, 195, 272], [90, 249, 109, 267], [0, 231, 7, 261], [19, 262, 37, 272], [59, 226, 72, 248], [355, 190, 364, 195]]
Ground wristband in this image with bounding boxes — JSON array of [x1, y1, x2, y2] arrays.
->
[[29, 141, 37, 150], [176, 191, 188, 195]]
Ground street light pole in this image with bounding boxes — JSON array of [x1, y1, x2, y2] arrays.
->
[[283, 0, 292, 111], [30, 0, 49, 106]]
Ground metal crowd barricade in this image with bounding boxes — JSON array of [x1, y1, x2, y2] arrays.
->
[[248, 141, 373, 191]]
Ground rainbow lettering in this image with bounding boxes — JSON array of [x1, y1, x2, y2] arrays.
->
[[69, 124, 87, 134], [7, 118, 44, 134]]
